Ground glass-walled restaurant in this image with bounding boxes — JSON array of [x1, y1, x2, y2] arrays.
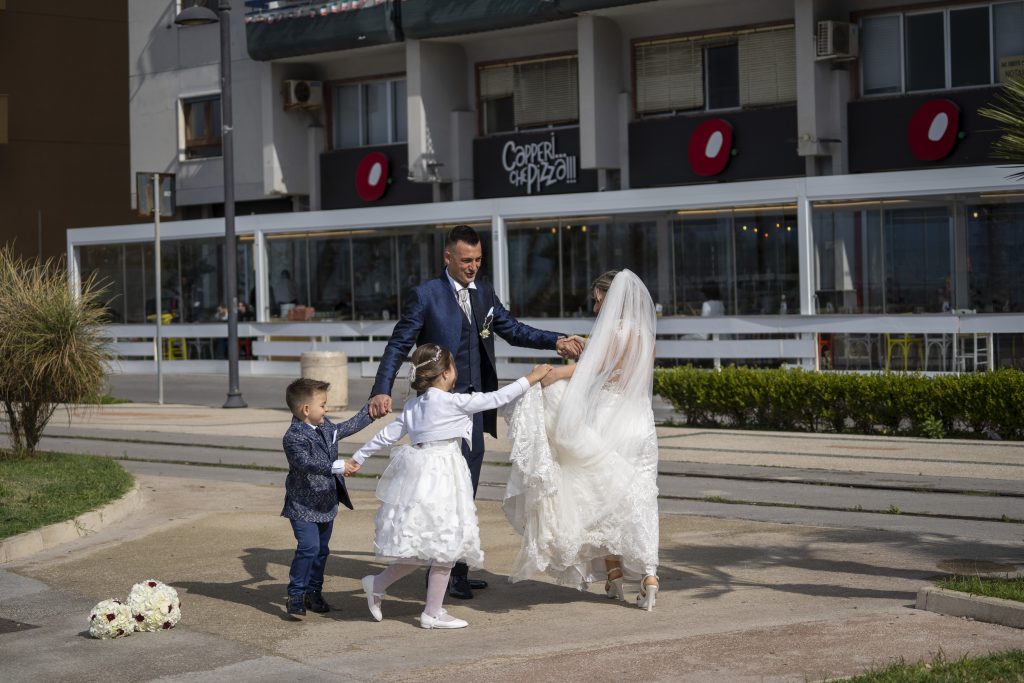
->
[[71, 185, 1024, 373]]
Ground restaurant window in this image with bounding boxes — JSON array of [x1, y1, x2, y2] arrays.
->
[[78, 238, 253, 324], [506, 215, 662, 318], [478, 55, 579, 135], [634, 25, 795, 115], [267, 226, 492, 321], [182, 95, 222, 159], [967, 201, 1024, 313], [812, 200, 952, 314], [861, 2, 1024, 96], [330, 77, 407, 149]]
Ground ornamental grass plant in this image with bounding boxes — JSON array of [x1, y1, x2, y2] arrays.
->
[[0, 248, 111, 456]]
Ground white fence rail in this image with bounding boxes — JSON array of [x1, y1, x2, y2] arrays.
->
[[101, 314, 1024, 378]]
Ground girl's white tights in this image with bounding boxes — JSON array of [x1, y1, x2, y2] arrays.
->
[[424, 565, 452, 616], [371, 563, 453, 617]]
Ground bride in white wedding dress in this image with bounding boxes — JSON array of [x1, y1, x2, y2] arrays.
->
[[503, 269, 660, 610]]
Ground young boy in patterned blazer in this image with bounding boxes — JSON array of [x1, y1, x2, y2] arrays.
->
[[282, 378, 375, 617]]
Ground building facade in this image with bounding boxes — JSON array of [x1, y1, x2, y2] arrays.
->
[[71, 0, 1024, 375], [0, 1, 134, 262]]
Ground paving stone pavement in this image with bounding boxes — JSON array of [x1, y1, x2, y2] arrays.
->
[[1, 374, 1022, 681]]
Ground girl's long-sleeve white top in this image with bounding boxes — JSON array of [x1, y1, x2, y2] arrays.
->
[[351, 378, 530, 464]]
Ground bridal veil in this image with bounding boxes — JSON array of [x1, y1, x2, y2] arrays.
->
[[503, 269, 660, 588]]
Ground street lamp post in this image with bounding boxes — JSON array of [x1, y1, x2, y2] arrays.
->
[[176, 1, 246, 408]]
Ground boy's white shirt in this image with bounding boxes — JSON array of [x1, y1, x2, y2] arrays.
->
[[306, 421, 338, 444], [342, 377, 530, 466]]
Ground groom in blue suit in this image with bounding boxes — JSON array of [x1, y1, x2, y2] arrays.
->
[[369, 225, 582, 599]]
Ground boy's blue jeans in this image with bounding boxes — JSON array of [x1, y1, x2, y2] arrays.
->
[[287, 518, 333, 597]]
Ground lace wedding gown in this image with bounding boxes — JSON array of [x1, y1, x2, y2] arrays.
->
[[502, 270, 660, 589]]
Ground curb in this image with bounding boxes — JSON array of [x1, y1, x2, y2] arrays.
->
[[917, 585, 1024, 629], [0, 479, 143, 565]]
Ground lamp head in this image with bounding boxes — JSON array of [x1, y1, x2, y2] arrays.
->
[[174, 4, 219, 26]]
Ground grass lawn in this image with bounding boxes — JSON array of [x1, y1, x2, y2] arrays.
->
[[936, 575, 1024, 603], [846, 650, 1024, 682], [0, 452, 134, 539]]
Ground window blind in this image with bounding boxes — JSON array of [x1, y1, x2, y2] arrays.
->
[[635, 40, 703, 113], [513, 57, 578, 127], [861, 15, 902, 94], [480, 64, 514, 99], [738, 27, 796, 106]]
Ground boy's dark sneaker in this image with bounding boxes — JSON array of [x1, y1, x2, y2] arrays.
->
[[304, 591, 331, 613], [286, 595, 306, 617]]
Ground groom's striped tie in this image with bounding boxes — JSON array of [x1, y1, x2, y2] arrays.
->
[[457, 287, 472, 322]]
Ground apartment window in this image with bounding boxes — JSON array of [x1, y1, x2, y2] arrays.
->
[[861, 15, 902, 95], [330, 78, 407, 149], [634, 25, 795, 115], [861, 2, 1024, 96], [478, 55, 579, 135], [905, 12, 946, 91], [182, 95, 221, 159], [706, 44, 739, 109]]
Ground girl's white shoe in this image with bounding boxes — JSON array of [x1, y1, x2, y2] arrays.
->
[[361, 575, 384, 622], [419, 608, 468, 629]]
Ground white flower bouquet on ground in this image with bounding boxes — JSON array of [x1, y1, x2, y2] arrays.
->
[[126, 579, 182, 632], [88, 599, 134, 639]]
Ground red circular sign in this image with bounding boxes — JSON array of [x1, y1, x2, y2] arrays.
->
[[355, 152, 389, 202], [688, 118, 733, 177], [907, 99, 960, 162]]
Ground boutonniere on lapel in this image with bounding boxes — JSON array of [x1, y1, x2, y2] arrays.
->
[[480, 307, 494, 339]]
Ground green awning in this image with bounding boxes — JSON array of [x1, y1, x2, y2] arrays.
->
[[246, 1, 401, 61]]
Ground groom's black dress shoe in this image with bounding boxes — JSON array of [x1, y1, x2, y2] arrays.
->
[[304, 591, 331, 613], [448, 575, 474, 600], [469, 578, 489, 590]]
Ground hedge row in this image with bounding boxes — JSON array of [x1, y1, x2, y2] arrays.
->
[[652, 367, 1024, 440]]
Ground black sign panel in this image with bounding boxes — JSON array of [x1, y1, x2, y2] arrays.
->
[[320, 144, 433, 210], [473, 128, 599, 199], [628, 105, 804, 187], [848, 88, 1001, 173]]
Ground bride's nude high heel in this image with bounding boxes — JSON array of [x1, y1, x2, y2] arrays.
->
[[636, 575, 659, 611], [604, 567, 625, 600]]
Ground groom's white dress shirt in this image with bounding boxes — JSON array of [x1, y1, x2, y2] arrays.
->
[[349, 378, 529, 465]]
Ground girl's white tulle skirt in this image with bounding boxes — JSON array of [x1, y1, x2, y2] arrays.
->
[[373, 438, 483, 569]]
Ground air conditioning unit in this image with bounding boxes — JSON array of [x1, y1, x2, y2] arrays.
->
[[816, 21, 859, 61], [283, 80, 323, 110]]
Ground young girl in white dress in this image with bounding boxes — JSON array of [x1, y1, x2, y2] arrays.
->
[[337, 343, 551, 629]]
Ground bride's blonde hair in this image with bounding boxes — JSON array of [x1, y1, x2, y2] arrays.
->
[[591, 270, 620, 294]]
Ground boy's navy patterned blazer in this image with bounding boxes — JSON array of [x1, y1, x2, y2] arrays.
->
[[281, 406, 373, 522]]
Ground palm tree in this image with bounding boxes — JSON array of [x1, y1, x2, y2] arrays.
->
[[980, 77, 1024, 180]]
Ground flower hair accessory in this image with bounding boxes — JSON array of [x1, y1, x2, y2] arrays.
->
[[408, 346, 444, 382]]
